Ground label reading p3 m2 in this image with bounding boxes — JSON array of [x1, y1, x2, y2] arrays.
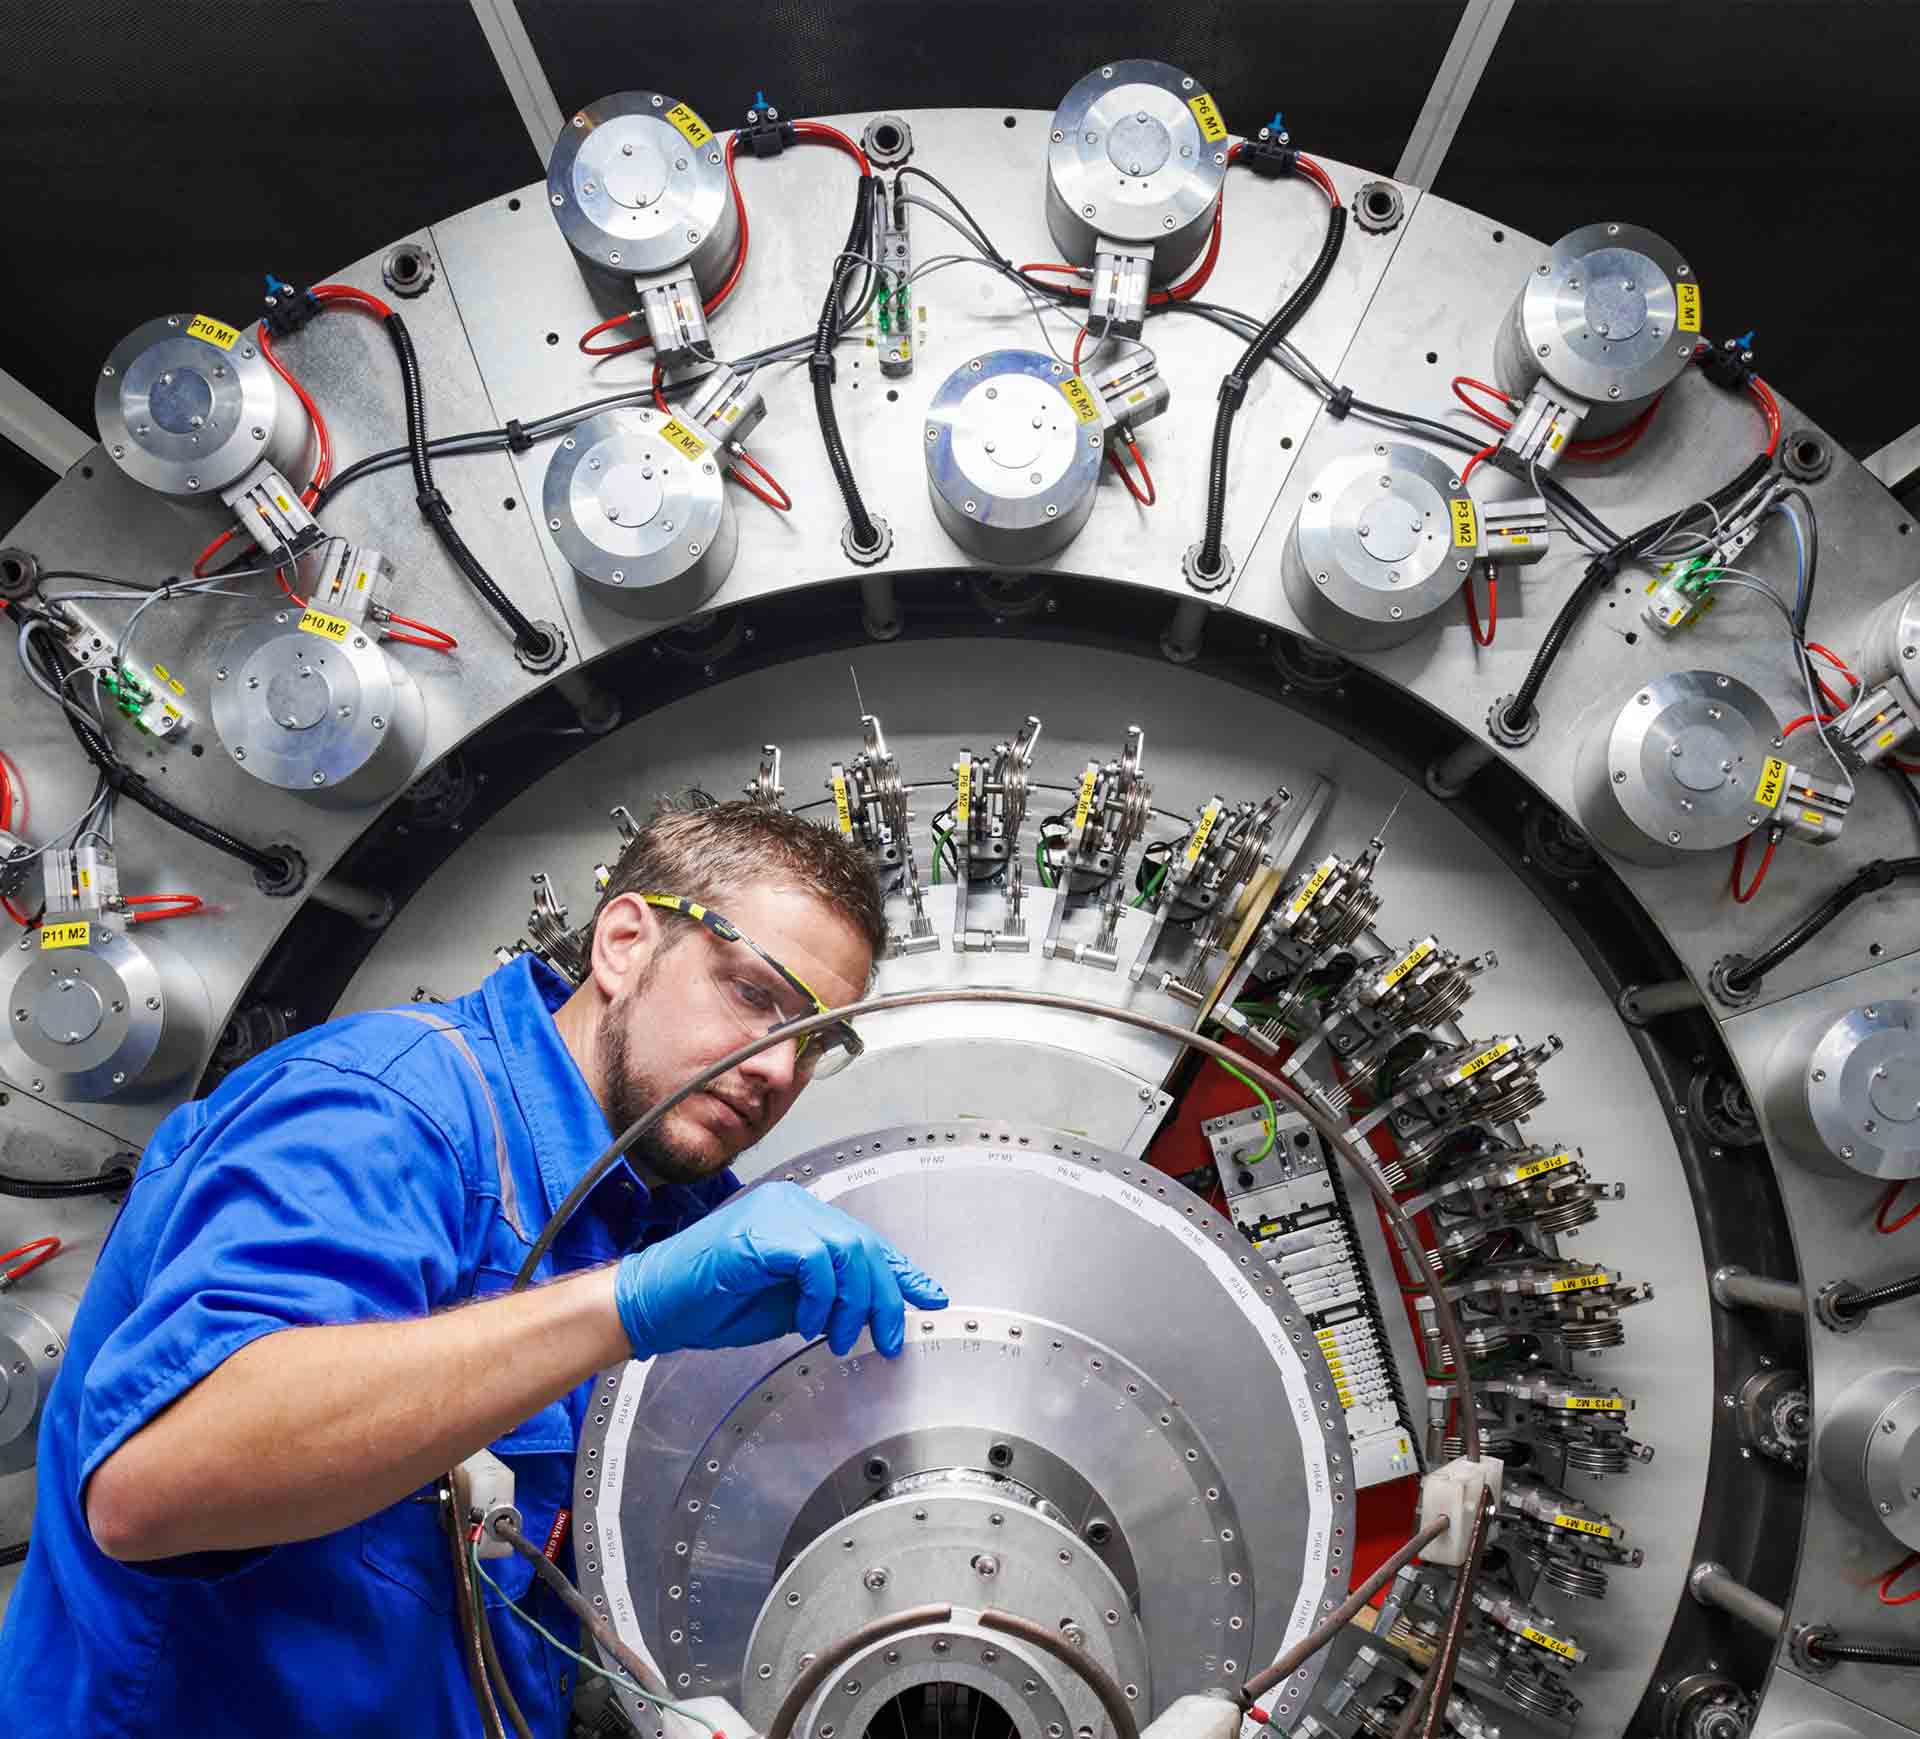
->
[[663, 102, 713, 147], [298, 608, 353, 644], [1675, 281, 1703, 334], [186, 313, 241, 350], [1186, 92, 1228, 142], [41, 921, 90, 950], [1184, 803, 1221, 866], [1060, 376, 1102, 424], [830, 774, 853, 835], [1450, 499, 1479, 547], [659, 418, 707, 460], [1753, 756, 1787, 808]]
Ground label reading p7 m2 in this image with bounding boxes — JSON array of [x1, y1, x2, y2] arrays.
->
[[664, 103, 712, 147], [1450, 499, 1479, 547], [186, 313, 240, 350], [659, 418, 706, 461], [1676, 281, 1702, 334], [1186, 93, 1227, 143]]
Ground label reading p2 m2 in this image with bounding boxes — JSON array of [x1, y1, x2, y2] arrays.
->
[[186, 313, 240, 350], [1381, 939, 1434, 991], [1186, 93, 1228, 142], [298, 608, 353, 644], [41, 921, 90, 950], [1450, 499, 1479, 547], [1060, 376, 1102, 424], [659, 418, 707, 460], [663, 103, 713, 147], [1753, 756, 1787, 808], [1676, 281, 1703, 334]]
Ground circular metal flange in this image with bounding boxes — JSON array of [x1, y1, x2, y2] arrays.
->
[[1736, 1367, 1810, 1468], [4, 923, 208, 1102], [1765, 1000, 1920, 1179], [742, 1490, 1150, 1735], [0, 1290, 76, 1475], [95, 313, 305, 497], [209, 611, 427, 804], [543, 408, 735, 616], [1283, 444, 1475, 650], [1818, 1366, 1920, 1549], [1855, 580, 1920, 695], [790, 1620, 1072, 1739], [381, 240, 436, 298], [1571, 669, 1780, 864], [1045, 61, 1228, 273], [925, 351, 1103, 565], [1497, 222, 1698, 437], [861, 113, 914, 168], [547, 92, 736, 289], [572, 1126, 1350, 1731], [1352, 181, 1405, 235]]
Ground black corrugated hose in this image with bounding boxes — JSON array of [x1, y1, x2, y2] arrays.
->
[[1724, 856, 1920, 992], [0, 1539, 26, 1569], [811, 174, 882, 551], [1832, 1270, 1920, 1321], [1194, 197, 1348, 579], [1806, 1636, 1920, 1669], [0, 1164, 133, 1198], [380, 313, 553, 660]]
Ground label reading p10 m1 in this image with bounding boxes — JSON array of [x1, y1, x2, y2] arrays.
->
[[186, 313, 240, 350]]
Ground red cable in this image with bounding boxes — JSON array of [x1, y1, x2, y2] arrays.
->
[[1108, 439, 1156, 507], [1464, 564, 1497, 646], [382, 613, 460, 651], [728, 448, 792, 512], [789, 119, 872, 174], [1879, 1551, 1920, 1604], [650, 364, 671, 415], [0, 749, 41, 927], [1749, 376, 1782, 457], [1730, 831, 1778, 904], [1878, 1181, 1920, 1235], [124, 893, 204, 924], [1460, 441, 1498, 485], [1292, 153, 1340, 203], [1, 1237, 62, 1285], [310, 282, 395, 320], [1451, 376, 1515, 432], [1072, 322, 1091, 372]]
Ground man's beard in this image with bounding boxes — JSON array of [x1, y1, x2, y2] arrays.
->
[[597, 987, 734, 1188]]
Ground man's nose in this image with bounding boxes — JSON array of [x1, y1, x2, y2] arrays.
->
[[736, 1033, 800, 1096]]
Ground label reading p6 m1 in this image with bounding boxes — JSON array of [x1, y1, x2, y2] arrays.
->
[[298, 608, 353, 644], [664, 103, 712, 147], [1753, 756, 1787, 808], [1060, 376, 1101, 424], [1071, 767, 1098, 834], [1186, 93, 1227, 142], [41, 921, 90, 950], [1676, 281, 1702, 334], [659, 418, 707, 461], [1450, 499, 1478, 547], [186, 313, 240, 350]]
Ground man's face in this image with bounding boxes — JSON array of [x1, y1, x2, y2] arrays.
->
[[595, 882, 871, 1185]]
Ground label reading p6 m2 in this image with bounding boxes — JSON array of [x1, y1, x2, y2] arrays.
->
[[1060, 376, 1101, 424], [659, 418, 707, 461]]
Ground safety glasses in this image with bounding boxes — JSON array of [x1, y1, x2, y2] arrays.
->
[[639, 894, 864, 1079]]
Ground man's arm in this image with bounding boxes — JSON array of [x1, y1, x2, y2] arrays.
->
[[86, 1265, 623, 1562]]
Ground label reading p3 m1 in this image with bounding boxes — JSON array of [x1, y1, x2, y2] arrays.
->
[[1753, 756, 1787, 808], [659, 418, 707, 460], [1186, 92, 1228, 142], [663, 102, 713, 147], [1060, 376, 1102, 424], [830, 773, 853, 835], [41, 921, 90, 950], [186, 313, 240, 350], [298, 608, 353, 644], [1675, 281, 1703, 334], [1450, 499, 1479, 547]]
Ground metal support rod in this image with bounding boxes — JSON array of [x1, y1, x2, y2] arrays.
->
[[1160, 598, 1209, 664], [309, 875, 395, 930], [552, 669, 621, 735], [1616, 977, 1707, 1025], [1865, 421, 1920, 496], [0, 365, 92, 476], [1710, 1265, 1805, 1318], [860, 574, 902, 640], [1688, 1561, 1787, 1640], [1393, 0, 1517, 190], [1424, 739, 1495, 799], [466, 0, 565, 164]]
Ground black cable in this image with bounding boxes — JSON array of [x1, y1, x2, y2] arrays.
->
[[1781, 484, 1819, 642], [0, 1539, 26, 1568], [1725, 855, 1920, 992], [0, 1164, 133, 1198], [381, 312, 551, 658], [1195, 195, 1347, 578], [812, 174, 882, 551], [1833, 1270, 1920, 1320], [1805, 1636, 1920, 1669]]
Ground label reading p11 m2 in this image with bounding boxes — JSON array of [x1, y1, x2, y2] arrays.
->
[[41, 921, 90, 950], [186, 313, 240, 350], [1753, 756, 1787, 808], [1186, 93, 1227, 142], [1676, 281, 1702, 334], [1450, 499, 1478, 547], [659, 418, 706, 460], [664, 102, 712, 147]]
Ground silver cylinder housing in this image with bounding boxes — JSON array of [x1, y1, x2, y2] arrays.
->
[[1282, 443, 1477, 650], [1817, 1366, 1920, 1550], [1765, 1000, 1920, 1180], [95, 312, 308, 497]]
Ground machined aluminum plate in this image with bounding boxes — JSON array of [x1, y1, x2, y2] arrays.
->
[[1763, 1000, 1920, 1180]]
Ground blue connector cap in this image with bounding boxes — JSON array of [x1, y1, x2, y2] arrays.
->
[[1733, 329, 1756, 352], [264, 272, 295, 297], [754, 90, 768, 110], [1267, 112, 1285, 135]]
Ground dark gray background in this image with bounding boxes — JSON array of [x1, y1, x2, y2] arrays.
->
[[1, 0, 1911, 527]]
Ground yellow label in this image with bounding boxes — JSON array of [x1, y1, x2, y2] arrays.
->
[[1548, 428, 1565, 450], [1186, 92, 1228, 142], [830, 773, 853, 835], [1510, 534, 1531, 545], [954, 757, 971, 832], [298, 608, 353, 644], [659, 417, 706, 460], [1676, 281, 1702, 334], [1551, 1272, 1611, 1294], [40, 921, 90, 950], [1515, 1151, 1573, 1182], [79, 869, 91, 890], [1522, 1626, 1579, 1661], [1552, 1513, 1615, 1538], [1801, 809, 1824, 826], [274, 492, 291, 512], [1185, 803, 1221, 867], [150, 663, 186, 696], [1753, 756, 1787, 808], [1454, 1039, 1515, 1081], [1564, 1396, 1626, 1413], [1288, 857, 1337, 919], [1060, 376, 1101, 424], [663, 102, 713, 147], [186, 313, 240, 350], [1880, 728, 1900, 748], [1072, 767, 1097, 835], [1450, 499, 1478, 548], [1382, 939, 1434, 991]]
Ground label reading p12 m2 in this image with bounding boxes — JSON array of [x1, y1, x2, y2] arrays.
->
[[1186, 93, 1227, 142], [186, 313, 240, 350], [1450, 499, 1479, 547], [1676, 282, 1702, 333], [664, 103, 713, 147], [659, 418, 706, 460], [1753, 756, 1787, 808]]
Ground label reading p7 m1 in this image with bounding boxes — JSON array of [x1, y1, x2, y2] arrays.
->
[[298, 608, 353, 644], [664, 102, 712, 147], [1676, 281, 1702, 334], [41, 921, 90, 950], [1060, 376, 1101, 424], [1753, 756, 1787, 808], [1186, 93, 1227, 143], [186, 313, 240, 350], [1450, 499, 1479, 548], [659, 418, 706, 461], [830, 773, 853, 835]]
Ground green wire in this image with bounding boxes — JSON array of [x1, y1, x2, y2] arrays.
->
[[930, 825, 950, 886], [1036, 837, 1052, 889], [1212, 1053, 1275, 1162], [469, 1542, 712, 1727], [1130, 860, 1169, 909]]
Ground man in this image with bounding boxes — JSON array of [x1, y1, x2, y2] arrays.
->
[[0, 798, 946, 1736]]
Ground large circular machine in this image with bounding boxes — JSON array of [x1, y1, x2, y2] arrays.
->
[[3, 51, 1918, 1739]]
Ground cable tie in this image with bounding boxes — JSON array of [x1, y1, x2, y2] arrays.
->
[[416, 487, 451, 518], [503, 418, 534, 453], [807, 353, 837, 386], [1327, 385, 1354, 419], [1219, 373, 1250, 408]]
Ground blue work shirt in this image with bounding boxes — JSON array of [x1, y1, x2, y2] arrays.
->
[[0, 955, 736, 1737]]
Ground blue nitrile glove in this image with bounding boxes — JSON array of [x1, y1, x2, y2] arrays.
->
[[613, 1181, 948, 1360]]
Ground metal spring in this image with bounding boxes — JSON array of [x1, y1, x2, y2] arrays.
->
[[1561, 1435, 1631, 1477], [1442, 1427, 1518, 1460], [1528, 1543, 1610, 1600], [1555, 1314, 1627, 1351], [1354, 1701, 1400, 1739], [1501, 1664, 1572, 1716], [1528, 1190, 1600, 1236], [1313, 881, 1381, 950], [1404, 969, 1473, 1030], [1471, 1073, 1548, 1124], [1429, 1225, 1490, 1272]]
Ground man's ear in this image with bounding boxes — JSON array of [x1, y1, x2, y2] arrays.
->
[[589, 892, 658, 1002]]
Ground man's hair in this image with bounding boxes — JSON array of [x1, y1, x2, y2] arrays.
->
[[592, 796, 890, 973]]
